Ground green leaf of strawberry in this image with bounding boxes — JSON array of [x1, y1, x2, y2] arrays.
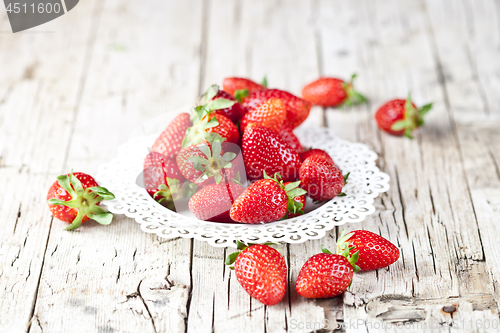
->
[[234, 89, 249, 103]]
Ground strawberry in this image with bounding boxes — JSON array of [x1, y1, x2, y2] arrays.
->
[[299, 148, 334, 165], [225, 242, 287, 305], [47, 172, 115, 230], [242, 124, 302, 182], [208, 114, 239, 144], [242, 89, 311, 129], [240, 98, 286, 134], [176, 139, 237, 186], [222, 77, 267, 103], [295, 245, 357, 299], [337, 230, 400, 271], [212, 89, 244, 123], [374, 93, 432, 138], [230, 172, 307, 224], [183, 99, 239, 148], [151, 113, 192, 159], [188, 181, 245, 222], [143, 152, 188, 210], [301, 75, 366, 107], [283, 181, 306, 218], [278, 126, 303, 154], [299, 157, 346, 201], [144, 152, 184, 193]]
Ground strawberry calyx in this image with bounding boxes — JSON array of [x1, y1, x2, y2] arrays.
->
[[263, 172, 307, 216], [342, 74, 367, 107], [187, 139, 237, 184], [154, 180, 198, 211], [225, 240, 277, 269], [391, 93, 433, 139], [47, 172, 115, 230], [154, 184, 175, 211], [234, 89, 249, 103], [334, 230, 361, 272]]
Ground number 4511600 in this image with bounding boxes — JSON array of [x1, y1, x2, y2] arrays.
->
[[6, 2, 62, 14]]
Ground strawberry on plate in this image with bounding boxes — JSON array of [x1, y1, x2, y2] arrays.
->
[[301, 75, 366, 107], [183, 88, 240, 147], [230, 172, 307, 224], [295, 245, 357, 299], [199, 85, 244, 123], [222, 77, 267, 103], [299, 148, 334, 165], [337, 229, 400, 271], [374, 93, 432, 138], [47, 172, 115, 230], [242, 124, 302, 182], [151, 113, 192, 159], [183, 111, 239, 148], [225, 242, 287, 305], [240, 98, 286, 134], [143, 152, 192, 211], [176, 139, 237, 186], [278, 126, 303, 154], [189, 181, 245, 222], [242, 89, 311, 129], [299, 156, 346, 201]]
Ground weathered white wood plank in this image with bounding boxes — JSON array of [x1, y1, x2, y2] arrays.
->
[[425, 0, 500, 312], [0, 2, 101, 332], [314, 0, 499, 331], [28, 0, 204, 332]]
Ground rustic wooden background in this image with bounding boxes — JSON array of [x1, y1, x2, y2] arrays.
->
[[1, 0, 500, 332]]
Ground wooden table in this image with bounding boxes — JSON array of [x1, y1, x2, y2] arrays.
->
[[1, 0, 500, 332]]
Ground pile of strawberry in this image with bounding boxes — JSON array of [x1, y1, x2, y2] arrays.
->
[[144, 77, 354, 223], [226, 230, 400, 304]]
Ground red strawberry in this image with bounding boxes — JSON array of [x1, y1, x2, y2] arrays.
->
[[283, 181, 306, 218], [47, 172, 115, 230], [143, 152, 186, 210], [242, 124, 302, 182], [188, 181, 245, 222], [206, 113, 239, 144], [225, 243, 287, 305], [176, 140, 237, 186], [212, 90, 244, 123], [299, 148, 334, 165], [222, 77, 267, 103], [374, 94, 432, 138], [299, 157, 346, 201], [301, 75, 366, 107], [279, 126, 303, 154], [152, 113, 192, 159], [230, 173, 307, 224], [183, 110, 239, 147], [243, 89, 311, 129], [240, 98, 286, 133], [337, 230, 400, 271], [144, 152, 184, 192], [295, 246, 355, 298]]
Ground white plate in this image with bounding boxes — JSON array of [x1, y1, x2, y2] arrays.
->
[[96, 108, 390, 248]]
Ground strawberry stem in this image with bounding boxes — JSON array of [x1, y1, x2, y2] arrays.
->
[[342, 74, 367, 107]]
